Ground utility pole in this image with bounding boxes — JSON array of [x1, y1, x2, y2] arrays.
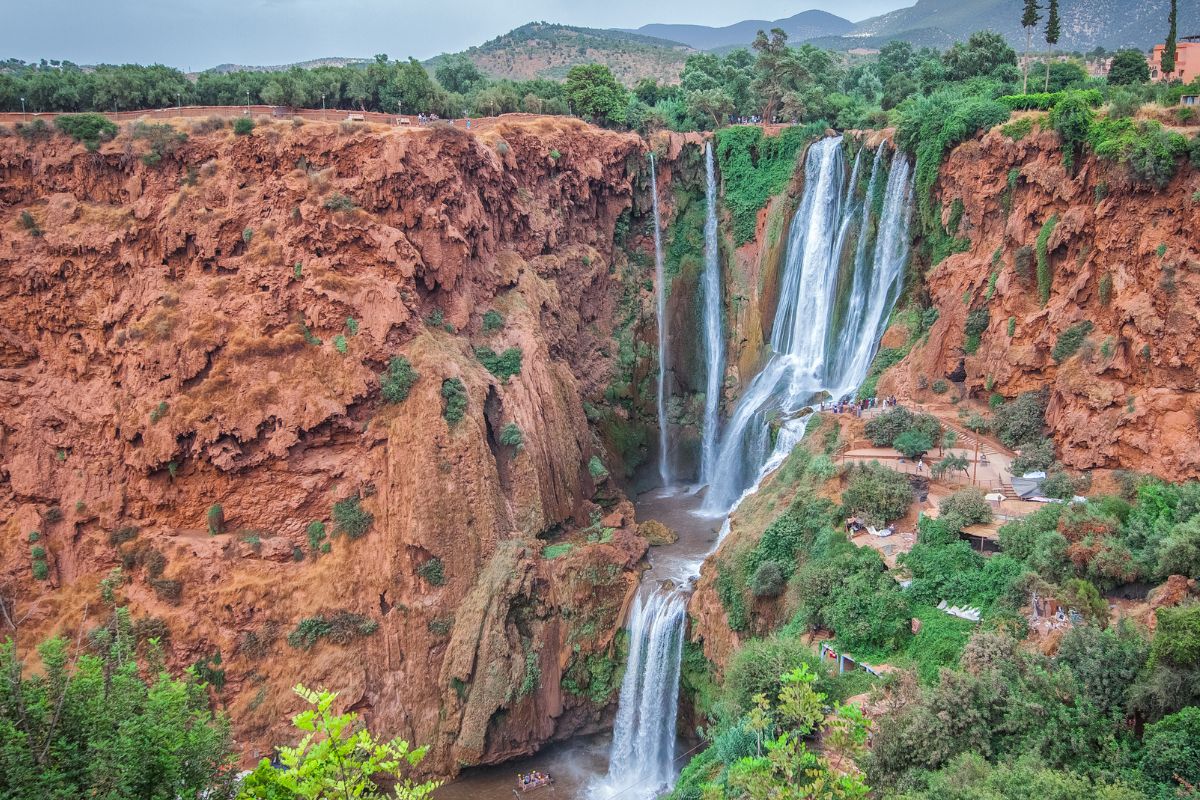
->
[[972, 439, 979, 486], [20, 97, 26, 121]]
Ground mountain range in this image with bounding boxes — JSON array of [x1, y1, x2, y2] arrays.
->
[[625, 10, 852, 51]]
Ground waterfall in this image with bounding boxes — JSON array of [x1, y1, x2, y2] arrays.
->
[[650, 152, 671, 488], [591, 588, 687, 800], [699, 141, 724, 487], [700, 137, 912, 517]]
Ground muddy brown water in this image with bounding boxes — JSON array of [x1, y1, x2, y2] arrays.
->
[[433, 488, 721, 800]]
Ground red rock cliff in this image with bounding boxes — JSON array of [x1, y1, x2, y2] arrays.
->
[[0, 115, 657, 776], [880, 120, 1200, 480]]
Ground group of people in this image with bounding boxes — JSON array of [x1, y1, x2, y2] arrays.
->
[[413, 113, 442, 125], [516, 771, 551, 791], [819, 395, 898, 418]]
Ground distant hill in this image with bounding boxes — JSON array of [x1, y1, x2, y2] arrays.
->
[[203, 57, 369, 74], [625, 10, 852, 51], [846, 0, 1198, 51], [427, 22, 695, 86]]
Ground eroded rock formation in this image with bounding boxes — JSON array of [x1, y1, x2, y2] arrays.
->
[[0, 115, 661, 775]]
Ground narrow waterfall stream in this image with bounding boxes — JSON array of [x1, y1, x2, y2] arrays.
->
[[698, 141, 724, 487], [649, 152, 671, 488]]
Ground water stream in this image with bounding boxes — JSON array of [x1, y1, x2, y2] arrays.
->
[[649, 152, 671, 488], [698, 141, 724, 487]]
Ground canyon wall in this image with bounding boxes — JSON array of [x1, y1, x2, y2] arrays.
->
[[879, 120, 1200, 480], [0, 115, 681, 775]]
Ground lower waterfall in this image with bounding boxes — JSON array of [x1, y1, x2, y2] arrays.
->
[[590, 589, 688, 800]]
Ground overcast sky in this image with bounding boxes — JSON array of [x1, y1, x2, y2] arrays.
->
[[2, 0, 911, 70]]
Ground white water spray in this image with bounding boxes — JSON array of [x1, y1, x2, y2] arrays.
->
[[698, 141, 724, 487], [650, 152, 671, 488], [701, 138, 912, 517], [591, 589, 687, 800]]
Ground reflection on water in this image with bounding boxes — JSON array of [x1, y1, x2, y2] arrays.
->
[[433, 489, 720, 800]]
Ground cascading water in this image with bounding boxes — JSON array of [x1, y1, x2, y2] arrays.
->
[[650, 152, 671, 488], [590, 589, 687, 800], [698, 141, 724, 487], [700, 137, 912, 516]]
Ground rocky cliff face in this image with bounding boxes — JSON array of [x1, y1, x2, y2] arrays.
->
[[879, 122, 1200, 480], [0, 115, 664, 775]]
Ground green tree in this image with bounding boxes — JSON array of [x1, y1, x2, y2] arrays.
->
[[0, 607, 235, 799], [942, 31, 1019, 83], [1162, 0, 1178, 78], [1044, 0, 1061, 91], [1021, 0, 1043, 93], [239, 685, 440, 800], [1139, 706, 1200, 798], [1107, 50, 1150, 85], [434, 55, 486, 95], [893, 429, 933, 459], [563, 64, 627, 127]]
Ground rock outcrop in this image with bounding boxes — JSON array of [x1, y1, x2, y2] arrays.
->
[[879, 120, 1200, 480], [0, 115, 658, 776]]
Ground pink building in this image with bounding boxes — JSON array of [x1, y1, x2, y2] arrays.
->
[[1150, 39, 1200, 83]]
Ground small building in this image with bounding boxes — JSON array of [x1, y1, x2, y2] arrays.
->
[[1182, 94, 1199, 107], [1150, 38, 1200, 83]]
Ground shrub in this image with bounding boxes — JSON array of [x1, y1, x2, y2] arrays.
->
[[931, 379, 949, 394], [1035, 215, 1058, 305], [322, 193, 356, 212], [441, 378, 467, 424], [474, 346, 523, 380], [1041, 471, 1076, 499], [19, 210, 42, 237], [332, 496, 373, 539], [842, 462, 913, 526], [149, 400, 169, 423], [893, 429, 934, 459], [150, 578, 183, 603], [499, 422, 523, 448], [345, 317, 358, 335], [963, 308, 989, 354], [16, 118, 50, 140], [306, 521, 326, 552], [991, 389, 1046, 448], [1000, 116, 1035, 141], [54, 113, 117, 150], [332, 334, 347, 354], [549, 149, 561, 160], [749, 560, 785, 599], [417, 557, 446, 586], [542, 543, 573, 559], [206, 504, 224, 535], [939, 488, 993, 527], [131, 121, 187, 166], [380, 356, 417, 404], [481, 309, 505, 332], [233, 117, 254, 135], [1011, 438, 1056, 474], [1098, 273, 1113, 306], [1049, 92, 1095, 169], [588, 455, 609, 481], [1051, 321, 1094, 362], [32, 560, 49, 581], [287, 611, 378, 649]]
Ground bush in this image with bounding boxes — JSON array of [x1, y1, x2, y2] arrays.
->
[[1035, 214, 1058, 305], [287, 611, 378, 649], [963, 308, 989, 354], [32, 560, 49, 581], [1011, 438, 1056, 474], [1139, 707, 1200, 795], [206, 504, 224, 535], [306, 521, 327, 552], [322, 193, 356, 212], [1049, 92, 1095, 169], [54, 113, 117, 150], [842, 462, 913, 526], [380, 356, 417, 404], [1041, 471, 1076, 499], [991, 389, 1046, 448], [131, 121, 187, 166], [542, 543, 573, 559], [417, 557, 446, 586], [749, 561, 785, 598], [588, 455, 609, 481], [931, 379, 949, 394], [1051, 321, 1094, 362], [233, 117, 254, 135], [441, 378, 467, 424], [482, 309, 505, 331], [474, 346, 523, 380], [499, 422, 523, 448], [332, 496, 373, 539], [939, 488, 993, 527], [893, 429, 934, 459]]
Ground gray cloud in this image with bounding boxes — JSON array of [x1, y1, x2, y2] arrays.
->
[[2, 0, 910, 70]]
